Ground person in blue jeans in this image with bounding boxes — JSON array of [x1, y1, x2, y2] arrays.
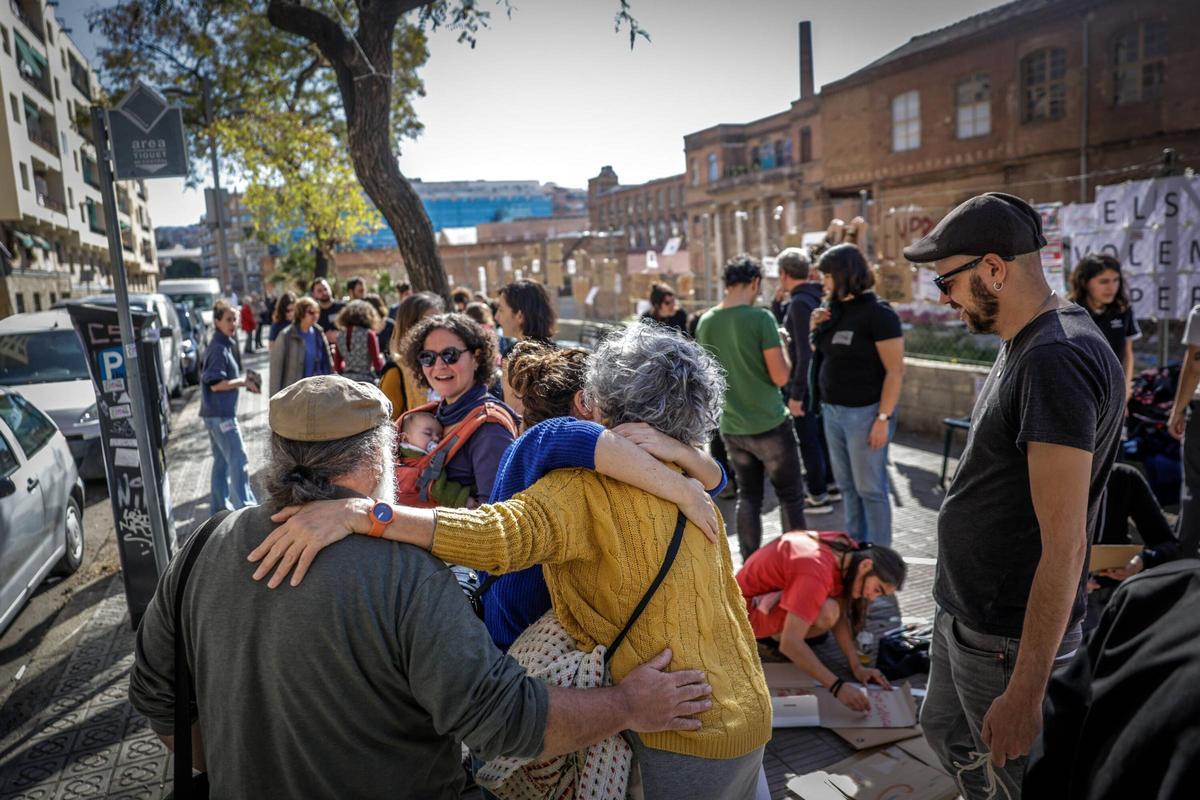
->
[[201, 301, 260, 515], [810, 245, 904, 546]]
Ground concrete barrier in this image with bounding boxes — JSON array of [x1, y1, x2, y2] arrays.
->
[[896, 357, 991, 437]]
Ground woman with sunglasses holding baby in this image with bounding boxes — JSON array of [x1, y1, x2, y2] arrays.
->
[[399, 313, 520, 505]]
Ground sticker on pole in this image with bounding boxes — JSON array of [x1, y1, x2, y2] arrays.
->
[[107, 82, 189, 180]]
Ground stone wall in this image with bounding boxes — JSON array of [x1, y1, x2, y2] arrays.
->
[[896, 357, 990, 437]]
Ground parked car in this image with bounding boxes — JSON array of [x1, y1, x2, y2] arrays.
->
[[79, 293, 185, 399], [174, 302, 208, 386], [0, 387, 85, 636], [157, 278, 221, 329], [0, 310, 104, 480]]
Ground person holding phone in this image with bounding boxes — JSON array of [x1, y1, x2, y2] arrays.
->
[[202, 301, 261, 515]]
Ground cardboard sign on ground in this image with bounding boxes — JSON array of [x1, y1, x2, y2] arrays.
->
[[831, 725, 923, 751], [1089, 544, 1143, 572], [763, 662, 917, 729], [896, 734, 945, 771], [787, 746, 959, 800]]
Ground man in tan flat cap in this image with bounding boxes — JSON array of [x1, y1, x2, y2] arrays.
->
[[130, 375, 711, 799]]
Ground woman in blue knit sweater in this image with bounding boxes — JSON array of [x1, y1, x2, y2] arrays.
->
[[480, 339, 728, 650]]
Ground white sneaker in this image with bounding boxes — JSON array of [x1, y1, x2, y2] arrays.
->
[[805, 494, 834, 515]]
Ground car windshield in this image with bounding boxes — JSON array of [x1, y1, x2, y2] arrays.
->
[[0, 331, 91, 385], [166, 293, 215, 310]]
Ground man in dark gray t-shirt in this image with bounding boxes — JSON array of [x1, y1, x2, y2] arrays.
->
[[903, 194, 1123, 800], [130, 376, 712, 799]]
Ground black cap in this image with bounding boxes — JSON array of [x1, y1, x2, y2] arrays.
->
[[902, 192, 1047, 263]]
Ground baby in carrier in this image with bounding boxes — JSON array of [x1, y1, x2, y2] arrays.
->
[[397, 411, 476, 508]]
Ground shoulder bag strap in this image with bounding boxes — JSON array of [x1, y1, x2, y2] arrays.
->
[[605, 511, 687, 665], [172, 510, 230, 799]]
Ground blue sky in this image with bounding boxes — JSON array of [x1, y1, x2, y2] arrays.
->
[[64, 0, 1009, 227]]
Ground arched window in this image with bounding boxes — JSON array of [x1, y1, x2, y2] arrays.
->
[[1021, 47, 1067, 121], [1113, 21, 1167, 105]]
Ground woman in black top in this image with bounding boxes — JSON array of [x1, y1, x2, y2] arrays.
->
[[495, 279, 557, 417], [640, 282, 689, 334], [810, 245, 905, 546], [1069, 254, 1139, 403]]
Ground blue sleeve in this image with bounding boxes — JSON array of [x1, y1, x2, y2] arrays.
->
[[489, 417, 603, 503], [707, 462, 728, 497], [201, 342, 231, 387], [467, 421, 517, 501]]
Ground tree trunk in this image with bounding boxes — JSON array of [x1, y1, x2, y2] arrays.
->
[[313, 246, 331, 279], [266, 0, 450, 302]]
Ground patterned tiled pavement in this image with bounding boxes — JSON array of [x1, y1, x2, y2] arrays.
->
[[0, 348, 955, 799]]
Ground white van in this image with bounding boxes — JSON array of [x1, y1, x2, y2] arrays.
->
[[157, 278, 222, 328]]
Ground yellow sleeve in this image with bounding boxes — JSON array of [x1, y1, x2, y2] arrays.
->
[[379, 366, 405, 421], [432, 470, 599, 574]]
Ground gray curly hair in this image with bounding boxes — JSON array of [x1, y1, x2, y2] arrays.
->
[[584, 324, 726, 447]]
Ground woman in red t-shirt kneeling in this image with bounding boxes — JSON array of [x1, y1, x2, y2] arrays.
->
[[736, 531, 906, 711]]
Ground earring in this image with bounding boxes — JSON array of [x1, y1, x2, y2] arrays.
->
[[993, 282, 1003, 291]]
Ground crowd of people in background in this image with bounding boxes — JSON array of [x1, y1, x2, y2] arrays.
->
[[156, 190, 1200, 800]]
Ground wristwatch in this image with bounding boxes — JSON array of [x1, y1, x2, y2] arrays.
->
[[876, 412, 891, 422], [368, 501, 395, 538]]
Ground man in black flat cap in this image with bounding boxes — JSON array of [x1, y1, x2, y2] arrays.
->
[[904, 193, 1123, 799]]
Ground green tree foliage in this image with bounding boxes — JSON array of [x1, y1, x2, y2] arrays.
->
[[212, 104, 374, 275], [91, 1, 644, 297]]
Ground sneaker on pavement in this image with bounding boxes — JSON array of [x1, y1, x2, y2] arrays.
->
[[805, 494, 834, 515], [826, 485, 843, 502]]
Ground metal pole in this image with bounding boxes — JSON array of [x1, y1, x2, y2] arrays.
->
[[203, 76, 232, 293], [92, 106, 171, 573]]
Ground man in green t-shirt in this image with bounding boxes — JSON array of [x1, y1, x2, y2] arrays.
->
[[696, 255, 808, 559]]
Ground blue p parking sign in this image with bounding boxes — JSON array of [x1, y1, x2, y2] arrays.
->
[[97, 346, 126, 382]]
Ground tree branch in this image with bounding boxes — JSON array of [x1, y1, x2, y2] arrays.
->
[[266, 0, 356, 89]]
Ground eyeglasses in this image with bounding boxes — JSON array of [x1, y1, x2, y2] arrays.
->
[[417, 346, 470, 368], [932, 254, 1014, 295]]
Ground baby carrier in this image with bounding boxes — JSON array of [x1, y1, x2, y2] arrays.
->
[[394, 401, 517, 507]]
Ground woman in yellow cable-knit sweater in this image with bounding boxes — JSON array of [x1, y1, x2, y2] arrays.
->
[[254, 325, 772, 799]]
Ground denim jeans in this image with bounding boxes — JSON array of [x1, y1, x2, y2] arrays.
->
[[721, 420, 808, 560], [203, 416, 256, 516], [821, 402, 895, 546], [921, 608, 1082, 800]]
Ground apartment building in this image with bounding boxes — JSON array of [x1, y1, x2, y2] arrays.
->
[[0, 0, 157, 318]]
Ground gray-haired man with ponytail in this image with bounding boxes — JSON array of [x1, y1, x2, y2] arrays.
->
[[129, 375, 714, 799]]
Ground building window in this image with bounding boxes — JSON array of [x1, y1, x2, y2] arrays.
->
[[53, 77, 59, 100], [1, 26, 9, 56], [690, 159, 699, 186], [67, 187, 73, 208], [891, 90, 920, 152], [800, 127, 812, 162], [9, 94, 18, 123], [1021, 47, 1067, 121], [33, 294, 42, 311], [956, 73, 991, 138], [15, 294, 25, 314], [50, 292, 56, 305], [707, 153, 718, 182], [19, 163, 28, 191], [1113, 21, 1167, 105]]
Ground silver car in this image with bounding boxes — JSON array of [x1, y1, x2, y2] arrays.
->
[[0, 387, 85, 635], [0, 310, 104, 480]]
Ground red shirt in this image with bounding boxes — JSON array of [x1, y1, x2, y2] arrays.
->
[[736, 532, 852, 638], [239, 303, 257, 332]]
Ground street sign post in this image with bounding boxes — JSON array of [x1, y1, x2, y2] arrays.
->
[[88, 81, 190, 626]]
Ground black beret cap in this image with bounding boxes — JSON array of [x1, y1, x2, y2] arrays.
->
[[902, 192, 1047, 263]]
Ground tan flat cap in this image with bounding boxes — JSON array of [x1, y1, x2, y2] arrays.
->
[[269, 375, 393, 442]]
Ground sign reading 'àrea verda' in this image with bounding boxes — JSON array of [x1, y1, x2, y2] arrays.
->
[[106, 81, 189, 180]]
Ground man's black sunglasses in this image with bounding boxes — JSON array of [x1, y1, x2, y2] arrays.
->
[[417, 347, 470, 368], [932, 254, 1014, 295]]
